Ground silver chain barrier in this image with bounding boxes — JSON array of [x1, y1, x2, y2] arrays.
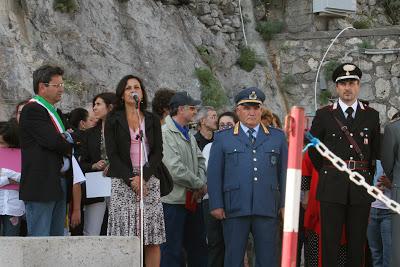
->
[[313, 139, 400, 215]]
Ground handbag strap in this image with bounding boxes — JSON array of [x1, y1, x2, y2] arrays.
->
[[332, 116, 364, 160]]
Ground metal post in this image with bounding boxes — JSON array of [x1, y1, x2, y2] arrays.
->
[[281, 106, 305, 267]]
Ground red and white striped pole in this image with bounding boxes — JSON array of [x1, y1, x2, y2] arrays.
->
[[281, 106, 305, 267]]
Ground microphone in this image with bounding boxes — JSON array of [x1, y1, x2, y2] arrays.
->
[[130, 92, 139, 105]]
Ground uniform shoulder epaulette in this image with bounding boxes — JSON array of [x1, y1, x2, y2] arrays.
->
[[214, 127, 231, 134], [389, 117, 400, 123], [268, 125, 284, 133]]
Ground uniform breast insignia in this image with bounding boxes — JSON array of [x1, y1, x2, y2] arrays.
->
[[270, 155, 277, 165], [363, 128, 369, 144]]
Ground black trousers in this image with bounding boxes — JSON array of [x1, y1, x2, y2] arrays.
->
[[320, 201, 370, 267], [202, 199, 225, 267]]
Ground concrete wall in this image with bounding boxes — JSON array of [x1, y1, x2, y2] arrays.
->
[[269, 27, 400, 125], [0, 236, 140, 267]]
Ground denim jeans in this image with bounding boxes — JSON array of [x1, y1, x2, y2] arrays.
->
[[160, 203, 208, 267], [367, 207, 392, 267], [0, 215, 21, 236], [25, 178, 67, 236]]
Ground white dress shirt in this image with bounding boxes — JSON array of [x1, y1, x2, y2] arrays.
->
[[338, 98, 358, 119]]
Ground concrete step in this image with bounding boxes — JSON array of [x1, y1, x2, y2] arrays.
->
[[0, 236, 139, 267]]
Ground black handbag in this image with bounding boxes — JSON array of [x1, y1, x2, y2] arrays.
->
[[157, 162, 173, 197]]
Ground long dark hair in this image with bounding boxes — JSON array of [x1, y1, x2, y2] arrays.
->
[[68, 108, 89, 129], [115, 75, 148, 112], [92, 92, 118, 125], [0, 118, 20, 148]]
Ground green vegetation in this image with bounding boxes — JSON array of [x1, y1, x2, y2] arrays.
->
[[53, 0, 78, 13], [196, 46, 216, 70], [256, 20, 284, 41], [352, 18, 371, 29], [383, 0, 400, 25], [194, 68, 228, 109], [63, 78, 86, 94], [279, 74, 296, 94], [281, 74, 296, 87], [358, 40, 374, 50], [238, 46, 258, 72], [324, 60, 340, 81], [319, 90, 332, 105]]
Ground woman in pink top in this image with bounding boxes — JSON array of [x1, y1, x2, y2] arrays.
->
[[105, 75, 166, 267], [0, 119, 25, 236]]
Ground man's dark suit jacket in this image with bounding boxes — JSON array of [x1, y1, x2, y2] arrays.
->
[[19, 101, 72, 201], [105, 109, 173, 196]]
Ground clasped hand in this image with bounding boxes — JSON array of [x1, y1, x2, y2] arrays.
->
[[131, 176, 148, 196]]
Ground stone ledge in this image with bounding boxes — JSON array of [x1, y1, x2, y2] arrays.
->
[[273, 26, 400, 40], [0, 236, 140, 267]]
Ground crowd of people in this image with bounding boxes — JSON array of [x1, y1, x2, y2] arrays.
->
[[0, 62, 398, 267]]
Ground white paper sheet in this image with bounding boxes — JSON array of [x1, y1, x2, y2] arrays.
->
[[85, 171, 111, 198], [72, 156, 86, 185]]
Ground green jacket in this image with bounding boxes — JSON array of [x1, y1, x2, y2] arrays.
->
[[161, 115, 206, 204]]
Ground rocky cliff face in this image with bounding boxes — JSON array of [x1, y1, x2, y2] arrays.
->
[[0, 0, 286, 120]]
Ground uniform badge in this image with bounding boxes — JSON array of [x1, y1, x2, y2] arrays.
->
[[343, 64, 356, 76], [364, 133, 369, 145], [270, 155, 277, 165], [249, 91, 257, 100]]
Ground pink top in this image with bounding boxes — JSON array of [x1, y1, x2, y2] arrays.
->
[[0, 148, 21, 191], [129, 120, 150, 168]]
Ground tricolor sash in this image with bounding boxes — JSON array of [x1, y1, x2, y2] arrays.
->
[[29, 96, 85, 184]]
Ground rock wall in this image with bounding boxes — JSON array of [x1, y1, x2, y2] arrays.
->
[[269, 27, 400, 125], [0, 0, 287, 120]]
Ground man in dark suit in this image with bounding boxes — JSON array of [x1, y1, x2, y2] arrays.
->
[[208, 87, 288, 266], [309, 63, 380, 266], [19, 65, 73, 236]]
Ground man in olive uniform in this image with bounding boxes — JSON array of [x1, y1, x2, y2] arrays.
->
[[208, 87, 288, 266], [309, 63, 380, 267]]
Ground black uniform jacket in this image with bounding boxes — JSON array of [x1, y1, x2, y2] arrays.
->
[[105, 109, 173, 196], [19, 102, 72, 201], [309, 101, 380, 205]]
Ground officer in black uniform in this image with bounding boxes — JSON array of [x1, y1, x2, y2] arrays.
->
[[309, 63, 380, 267]]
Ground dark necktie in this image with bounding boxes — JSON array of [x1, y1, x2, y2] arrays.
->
[[247, 128, 256, 144], [345, 107, 354, 126]]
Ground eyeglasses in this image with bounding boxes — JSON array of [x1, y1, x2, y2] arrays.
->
[[219, 123, 234, 130], [44, 83, 65, 88], [186, 106, 197, 111]]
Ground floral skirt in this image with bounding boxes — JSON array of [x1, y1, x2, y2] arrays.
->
[[107, 173, 166, 245]]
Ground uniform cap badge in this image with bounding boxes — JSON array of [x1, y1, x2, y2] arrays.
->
[[343, 64, 356, 76], [249, 91, 257, 100]]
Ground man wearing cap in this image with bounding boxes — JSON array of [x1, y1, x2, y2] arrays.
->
[[160, 92, 208, 267], [207, 87, 288, 266], [309, 63, 380, 266]]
